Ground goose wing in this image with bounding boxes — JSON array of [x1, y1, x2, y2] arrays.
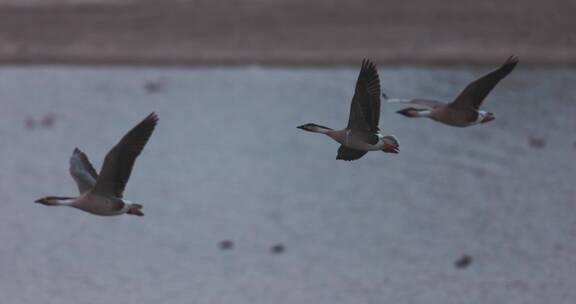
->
[[69, 148, 98, 194], [336, 145, 367, 161], [92, 113, 158, 198], [450, 56, 518, 111], [347, 59, 381, 132], [386, 98, 447, 109]]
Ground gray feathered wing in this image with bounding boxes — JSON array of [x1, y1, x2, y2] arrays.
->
[[387, 98, 447, 109], [92, 113, 158, 198], [69, 148, 99, 194]]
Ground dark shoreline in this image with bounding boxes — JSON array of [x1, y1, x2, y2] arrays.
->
[[0, 1, 574, 66]]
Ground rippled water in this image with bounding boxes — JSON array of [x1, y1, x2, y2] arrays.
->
[[0, 65, 574, 304]]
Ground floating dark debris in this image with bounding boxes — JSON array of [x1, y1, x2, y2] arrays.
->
[[455, 254, 472, 269], [270, 244, 285, 254], [528, 136, 546, 148], [24, 117, 35, 129], [144, 80, 164, 93], [25, 113, 56, 130], [219, 240, 234, 250], [39, 113, 56, 128]]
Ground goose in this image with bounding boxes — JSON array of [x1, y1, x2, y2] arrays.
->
[[388, 56, 518, 127], [298, 59, 399, 161], [34, 113, 158, 216]]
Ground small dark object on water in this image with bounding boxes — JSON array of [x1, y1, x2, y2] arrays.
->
[[25, 114, 56, 129], [219, 240, 234, 250], [24, 117, 35, 129], [455, 254, 472, 269], [528, 136, 546, 148], [40, 113, 56, 128], [144, 80, 164, 93], [270, 244, 285, 254]]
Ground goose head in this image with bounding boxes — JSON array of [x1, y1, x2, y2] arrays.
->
[[34, 196, 74, 206], [396, 107, 429, 118], [297, 123, 333, 133], [480, 112, 495, 123]]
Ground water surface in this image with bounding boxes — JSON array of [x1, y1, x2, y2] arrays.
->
[[0, 65, 574, 304]]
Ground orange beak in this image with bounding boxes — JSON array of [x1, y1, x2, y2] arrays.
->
[[383, 143, 399, 154], [480, 113, 495, 123]]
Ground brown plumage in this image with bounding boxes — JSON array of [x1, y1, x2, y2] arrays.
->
[[348, 59, 381, 132], [451, 56, 519, 111], [92, 113, 158, 198], [35, 113, 158, 216], [391, 56, 519, 127], [298, 59, 399, 161]]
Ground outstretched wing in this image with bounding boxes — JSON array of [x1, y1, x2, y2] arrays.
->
[[347, 59, 381, 132], [386, 98, 447, 109], [92, 113, 158, 198], [450, 56, 519, 111], [69, 148, 98, 194], [336, 145, 367, 161]]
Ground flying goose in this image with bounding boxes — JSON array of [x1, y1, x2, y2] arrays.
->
[[298, 59, 399, 161], [388, 56, 519, 127], [35, 113, 158, 216]]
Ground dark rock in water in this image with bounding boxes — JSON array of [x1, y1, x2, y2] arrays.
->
[[39, 113, 56, 128], [219, 240, 234, 250], [528, 136, 546, 148], [270, 244, 285, 254], [144, 80, 164, 93], [455, 254, 472, 269], [24, 117, 35, 129], [554, 243, 565, 252]]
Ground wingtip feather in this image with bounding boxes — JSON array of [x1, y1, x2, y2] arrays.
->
[[361, 58, 376, 70], [505, 55, 519, 67], [145, 112, 159, 124]]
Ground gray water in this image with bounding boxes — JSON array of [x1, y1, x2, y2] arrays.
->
[[0, 65, 575, 304]]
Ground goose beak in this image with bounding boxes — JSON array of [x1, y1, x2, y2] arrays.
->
[[480, 113, 495, 123], [383, 143, 400, 154], [34, 198, 46, 204], [297, 125, 306, 130]]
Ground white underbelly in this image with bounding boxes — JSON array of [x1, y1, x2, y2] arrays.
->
[[468, 110, 487, 126], [345, 133, 386, 151]]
